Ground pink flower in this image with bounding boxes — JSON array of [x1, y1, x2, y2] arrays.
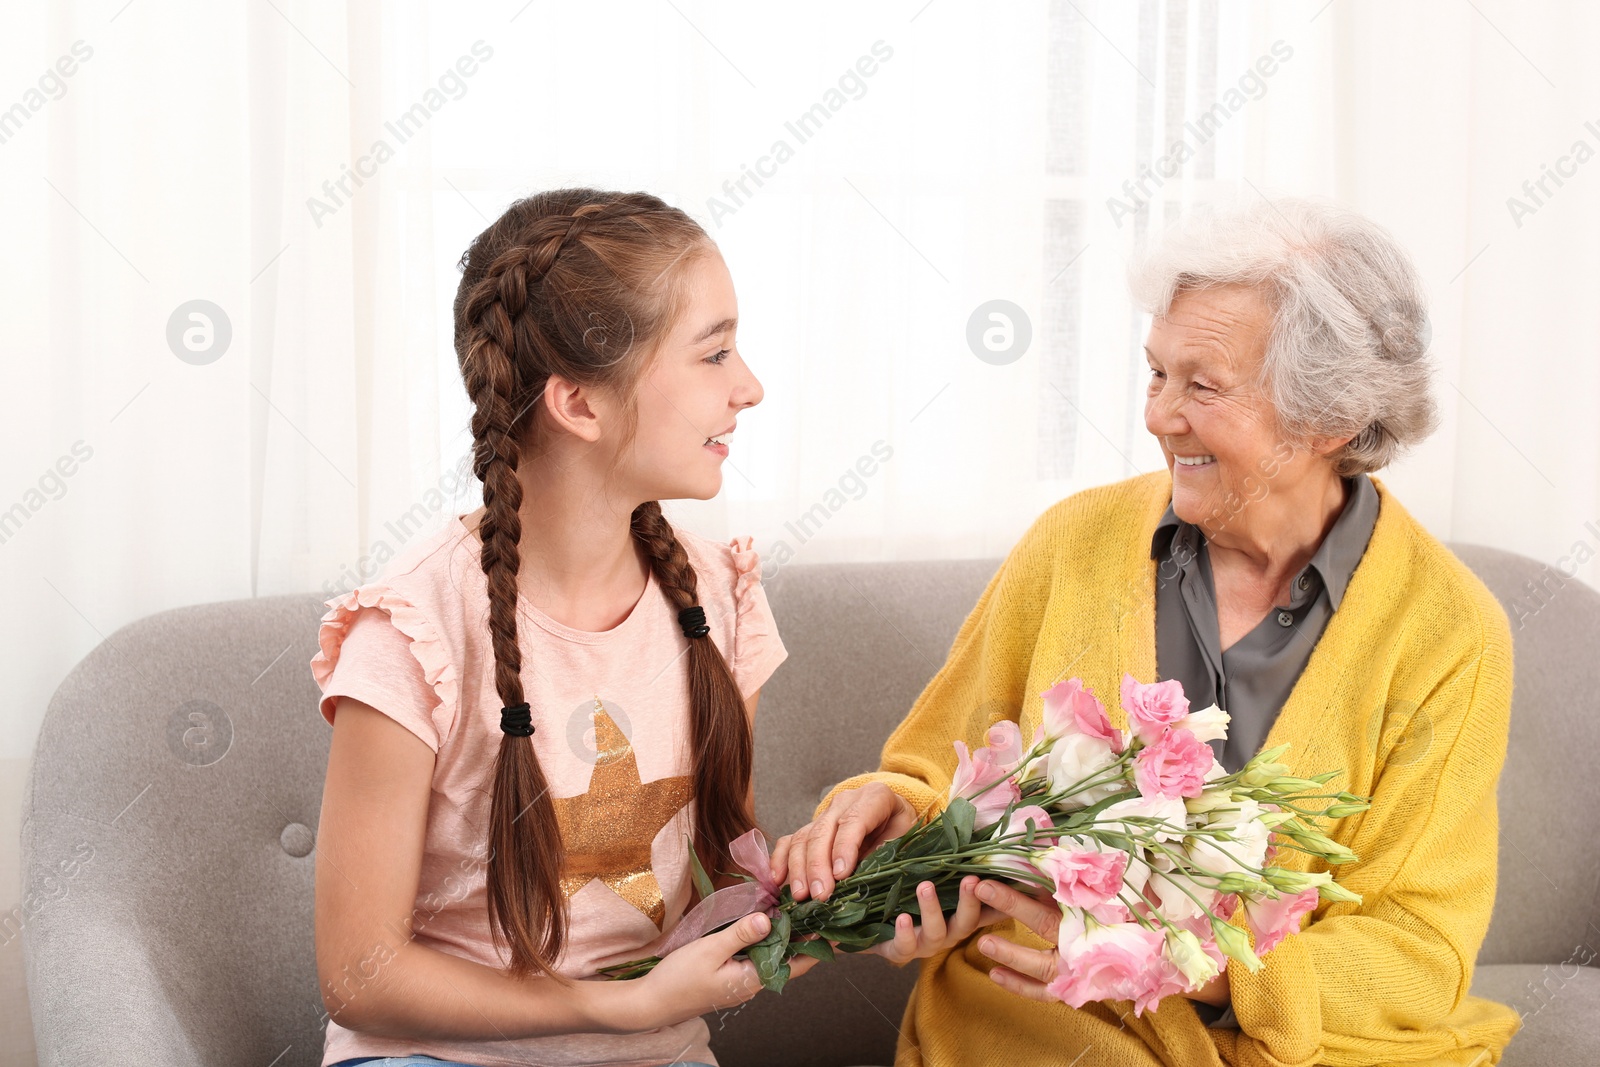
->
[[1121, 674, 1190, 744], [1038, 842, 1129, 922], [949, 739, 1021, 829], [1041, 678, 1123, 752], [1134, 727, 1215, 799], [1244, 887, 1319, 955], [1047, 920, 1167, 1014], [1136, 949, 1200, 1015], [983, 720, 1025, 775], [1001, 804, 1055, 844], [985, 805, 1056, 878]]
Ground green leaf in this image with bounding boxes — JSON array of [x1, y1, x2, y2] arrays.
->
[[901, 827, 948, 859], [855, 839, 894, 876], [873, 835, 903, 864], [900, 880, 963, 919], [748, 941, 789, 992], [945, 797, 977, 848], [787, 899, 823, 926], [1095, 830, 1134, 854], [747, 909, 793, 993], [825, 921, 902, 953], [685, 833, 717, 901], [836, 922, 898, 951], [817, 926, 878, 948], [1061, 788, 1140, 828], [789, 938, 835, 963], [940, 809, 959, 852], [881, 874, 907, 922], [828, 899, 869, 926]]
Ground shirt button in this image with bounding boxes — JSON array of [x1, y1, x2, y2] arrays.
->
[[1277, 610, 1294, 627], [1296, 574, 1310, 592]]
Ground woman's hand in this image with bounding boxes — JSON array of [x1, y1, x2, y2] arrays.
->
[[971, 879, 1066, 1001], [626, 913, 819, 1029], [769, 783, 918, 901], [975, 881, 1236, 1010], [1184, 967, 1231, 1007], [869, 875, 1009, 964]]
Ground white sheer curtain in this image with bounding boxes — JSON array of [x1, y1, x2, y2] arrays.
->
[[3, 1, 1599, 1050], [7, 0, 1600, 772]]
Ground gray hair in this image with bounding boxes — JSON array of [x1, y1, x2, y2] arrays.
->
[[1127, 197, 1438, 476]]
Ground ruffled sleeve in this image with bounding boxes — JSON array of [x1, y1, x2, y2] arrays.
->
[[309, 584, 460, 754], [727, 535, 788, 701]]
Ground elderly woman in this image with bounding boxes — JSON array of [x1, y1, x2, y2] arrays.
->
[[772, 198, 1521, 1066]]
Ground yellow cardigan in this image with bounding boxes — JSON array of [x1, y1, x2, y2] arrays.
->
[[819, 471, 1521, 1067]]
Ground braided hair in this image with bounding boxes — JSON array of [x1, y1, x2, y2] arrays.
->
[[452, 189, 756, 979]]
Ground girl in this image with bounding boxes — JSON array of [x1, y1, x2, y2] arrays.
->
[[309, 188, 812, 1067]]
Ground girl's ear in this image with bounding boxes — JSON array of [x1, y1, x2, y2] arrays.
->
[[541, 374, 606, 443]]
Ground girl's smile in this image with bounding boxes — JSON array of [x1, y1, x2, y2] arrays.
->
[[629, 250, 764, 502]]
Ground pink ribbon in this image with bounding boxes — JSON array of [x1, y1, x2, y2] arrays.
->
[[649, 828, 780, 957]]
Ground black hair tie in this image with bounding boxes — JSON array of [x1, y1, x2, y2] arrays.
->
[[677, 605, 710, 640], [500, 702, 534, 737]]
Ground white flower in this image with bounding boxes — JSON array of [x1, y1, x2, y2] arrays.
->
[[1098, 793, 1187, 838], [1166, 929, 1221, 987], [1190, 793, 1235, 819], [1187, 797, 1271, 877], [1176, 703, 1230, 744], [1206, 796, 1264, 832], [1148, 867, 1217, 923], [1045, 732, 1124, 806]]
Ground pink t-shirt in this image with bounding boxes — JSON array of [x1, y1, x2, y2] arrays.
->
[[308, 513, 787, 1067]]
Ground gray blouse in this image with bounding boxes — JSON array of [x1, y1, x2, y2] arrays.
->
[[1150, 471, 1379, 774], [1149, 472, 1378, 1028]]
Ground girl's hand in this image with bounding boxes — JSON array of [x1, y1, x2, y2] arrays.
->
[[971, 879, 1066, 1002], [769, 783, 918, 901], [869, 875, 1009, 965], [628, 913, 819, 1028]]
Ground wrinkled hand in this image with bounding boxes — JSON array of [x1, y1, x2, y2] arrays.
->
[[977, 882, 1234, 1008], [769, 783, 918, 901], [869, 875, 1009, 964], [972, 879, 1064, 1002]]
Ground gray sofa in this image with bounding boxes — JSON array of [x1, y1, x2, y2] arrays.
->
[[21, 545, 1599, 1066]]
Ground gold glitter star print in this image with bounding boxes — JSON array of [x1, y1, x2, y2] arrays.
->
[[551, 696, 694, 928]]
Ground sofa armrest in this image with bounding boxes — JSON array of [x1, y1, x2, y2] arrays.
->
[[23, 900, 203, 1065]]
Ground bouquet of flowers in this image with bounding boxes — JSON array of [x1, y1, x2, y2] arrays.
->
[[602, 674, 1368, 1014]]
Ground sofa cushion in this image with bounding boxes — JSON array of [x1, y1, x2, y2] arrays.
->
[[748, 558, 1000, 846], [1450, 545, 1600, 967], [709, 558, 996, 1066], [1470, 963, 1600, 1065]]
